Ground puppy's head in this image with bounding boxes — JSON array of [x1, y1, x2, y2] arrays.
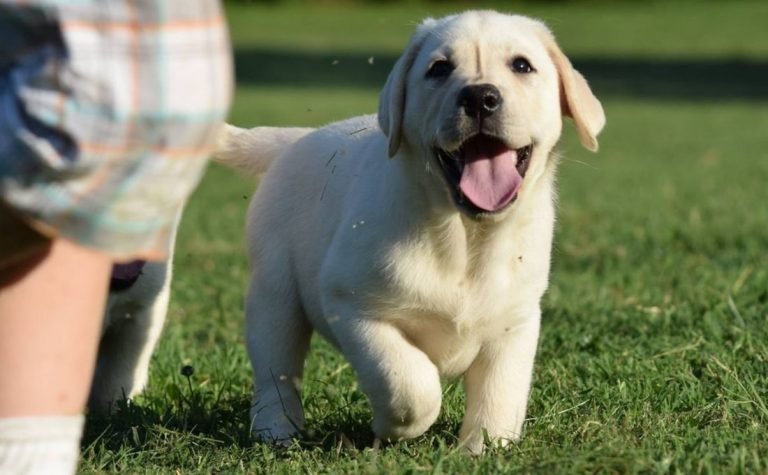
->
[[379, 11, 605, 218]]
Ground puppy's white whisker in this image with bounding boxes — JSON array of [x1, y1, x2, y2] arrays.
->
[[562, 157, 599, 170]]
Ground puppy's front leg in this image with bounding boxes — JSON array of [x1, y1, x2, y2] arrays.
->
[[332, 316, 442, 441], [459, 315, 540, 454]]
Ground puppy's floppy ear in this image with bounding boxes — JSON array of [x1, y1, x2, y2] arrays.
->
[[378, 19, 435, 158], [537, 27, 605, 152]]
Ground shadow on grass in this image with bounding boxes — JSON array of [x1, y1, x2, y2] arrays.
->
[[81, 381, 377, 457], [233, 47, 393, 90], [82, 392, 255, 454], [81, 402, 446, 460], [235, 47, 768, 101], [575, 56, 768, 101], [82, 389, 460, 459]]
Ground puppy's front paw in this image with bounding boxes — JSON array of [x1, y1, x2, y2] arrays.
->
[[458, 424, 521, 455], [371, 396, 441, 441]]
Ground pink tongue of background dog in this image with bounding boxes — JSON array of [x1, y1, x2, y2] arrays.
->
[[458, 137, 522, 212], [110, 260, 146, 290]]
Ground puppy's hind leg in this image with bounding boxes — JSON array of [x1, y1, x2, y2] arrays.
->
[[246, 275, 312, 444]]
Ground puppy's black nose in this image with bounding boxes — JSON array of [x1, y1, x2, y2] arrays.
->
[[458, 84, 503, 119]]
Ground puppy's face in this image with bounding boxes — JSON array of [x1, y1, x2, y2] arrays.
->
[[379, 11, 605, 219]]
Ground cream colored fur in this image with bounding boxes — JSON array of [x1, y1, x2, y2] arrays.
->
[[216, 11, 604, 453]]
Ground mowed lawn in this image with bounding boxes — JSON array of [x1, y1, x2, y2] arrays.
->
[[81, 2, 768, 473]]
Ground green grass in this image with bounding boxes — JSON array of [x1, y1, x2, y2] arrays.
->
[[81, 1, 768, 473]]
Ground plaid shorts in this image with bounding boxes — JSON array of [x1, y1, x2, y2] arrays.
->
[[0, 0, 232, 260]]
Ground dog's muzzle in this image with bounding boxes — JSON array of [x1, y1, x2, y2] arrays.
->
[[434, 134, 532, 216]]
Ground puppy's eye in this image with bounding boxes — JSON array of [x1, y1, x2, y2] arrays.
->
[[426, 60, 455, 79], [511, 57, 535, 74]]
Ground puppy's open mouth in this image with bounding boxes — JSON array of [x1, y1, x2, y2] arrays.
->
[[434, 134, 532, 215]]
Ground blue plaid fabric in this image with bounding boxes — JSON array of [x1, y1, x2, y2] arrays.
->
[[0, 0, 232, 259]]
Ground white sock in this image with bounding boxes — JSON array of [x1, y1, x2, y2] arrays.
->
[[0, 415, 84, 475]]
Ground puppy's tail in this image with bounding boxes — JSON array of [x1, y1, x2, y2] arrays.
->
[[212, 123, 314, 177]]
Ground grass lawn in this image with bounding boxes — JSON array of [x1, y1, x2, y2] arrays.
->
[[81, 1, 768, 473]]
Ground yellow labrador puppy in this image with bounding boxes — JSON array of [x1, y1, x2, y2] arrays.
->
[[216, 10, 604, 453]]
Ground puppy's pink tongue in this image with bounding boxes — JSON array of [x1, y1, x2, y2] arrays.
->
[[459, 142, 522, 212]]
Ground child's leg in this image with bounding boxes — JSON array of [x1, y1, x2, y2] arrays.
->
[[0, 218, 111, 474], [0, 236, 110, 416]]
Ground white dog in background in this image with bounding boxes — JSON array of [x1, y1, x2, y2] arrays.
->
[[87, 218, 180, 413], [216, 10, 604, 452]]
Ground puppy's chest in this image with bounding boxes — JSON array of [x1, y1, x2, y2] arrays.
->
[[377, 256, 538, 376], [375, 244, 545, 376], [380, 233, 548, 330]]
